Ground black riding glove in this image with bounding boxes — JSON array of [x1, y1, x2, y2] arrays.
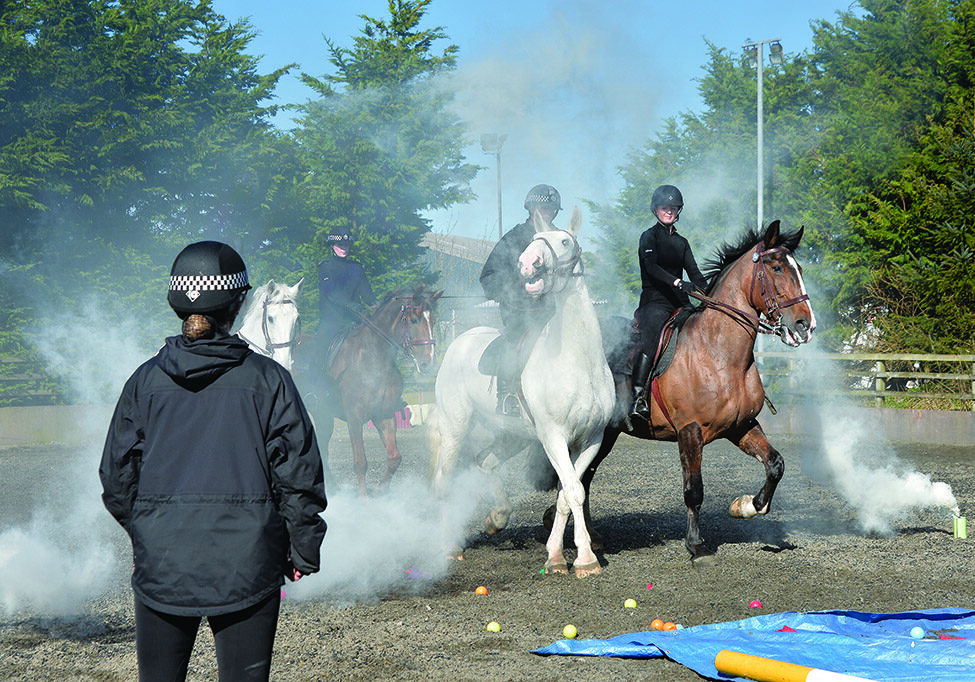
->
[[673, 279, 697, 293]]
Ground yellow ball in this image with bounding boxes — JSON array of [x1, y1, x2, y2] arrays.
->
[[562, 624, 578, 639], [624, 598, 637, 609], [486, 621, 501, 633]]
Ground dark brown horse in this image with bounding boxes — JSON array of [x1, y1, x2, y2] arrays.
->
[[314, 286, 442, 496], [544, 221, 816, 564]]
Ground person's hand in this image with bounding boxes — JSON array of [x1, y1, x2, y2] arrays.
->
[[285, 559, 304, 582], [673, 279, 696, 293]]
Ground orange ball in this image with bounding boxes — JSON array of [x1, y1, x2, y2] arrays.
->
[[650, 618, 665, 630], [663, 622, 677, 631], [475, 585, 488, 595]]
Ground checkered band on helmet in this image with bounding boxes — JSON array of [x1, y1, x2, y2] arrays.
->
[[169, 271, 249, 293], [167, 241, 251, 316], [327, 232, 352, 244], [524, 184, 561, 211]]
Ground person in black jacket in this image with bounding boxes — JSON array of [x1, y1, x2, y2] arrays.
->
[[100, 241, 327, 682], [631, 185, 709, 420], [478, 184, 559, 416], [317, 231, 376, 351]]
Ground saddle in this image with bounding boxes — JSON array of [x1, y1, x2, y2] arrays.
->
[[602, 307, 694, 382]]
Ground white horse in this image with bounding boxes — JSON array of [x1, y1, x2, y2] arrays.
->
[[234, 279, 303, 371], [430, 208, 615, 577]]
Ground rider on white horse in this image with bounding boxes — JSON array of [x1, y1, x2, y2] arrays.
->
[[478, 184, 560, 417]]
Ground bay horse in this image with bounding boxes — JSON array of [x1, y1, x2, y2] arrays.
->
[[234, 279, 303, 371], [317, 286, 442, 496], [430, 207, 616, 577], [546, 220, 816, 564]]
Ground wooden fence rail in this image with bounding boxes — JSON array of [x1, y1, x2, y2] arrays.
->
[[754, 352, 975, 411]]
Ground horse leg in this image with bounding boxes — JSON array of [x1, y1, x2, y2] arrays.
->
[[347, 420, 369, 497], [727, 419, 784, 519], [542, 427, 619, 552], [677, 421, 715, 565], [375, 416, 401, 491], [318, 412, 337, 492], [541, 434, 602, 577], [428, 407, 468, 561], [478, 444, 512, 535]]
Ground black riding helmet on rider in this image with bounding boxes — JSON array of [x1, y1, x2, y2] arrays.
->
[[524, 184, 561, 222], [168, 241, 251, 318], [650, 184, 683, 222]]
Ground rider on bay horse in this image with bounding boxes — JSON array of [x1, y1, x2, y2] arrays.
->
[[317, 231, 377, 352], [631, 184, 709, 420], [478, 184, 560, 417]]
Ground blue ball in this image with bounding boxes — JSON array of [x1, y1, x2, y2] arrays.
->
[[910, 626, 925, 639]]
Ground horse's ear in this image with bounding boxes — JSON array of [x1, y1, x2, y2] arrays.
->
[[531, 209, 548, 233], [763, 220, 781, 248], [295, 277, 304, 289], [568, 206, 581, 237], [433, 289, 444, 301], [794, 225, 805, 246]]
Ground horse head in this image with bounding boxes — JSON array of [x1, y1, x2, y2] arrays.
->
[[750, 221, 816, 346], [235, 278, 303, 371], [519, 206, 584, 297], [396, 287, 443, 374]]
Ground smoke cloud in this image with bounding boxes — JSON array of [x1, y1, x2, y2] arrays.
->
[[0, 297, 156, 617], [791, 343, 958, 535], [286, 469, 486, 604]]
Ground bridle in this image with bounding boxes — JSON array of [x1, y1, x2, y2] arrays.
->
[[687, 243, 809, 337], [238, 294, 301, 359], [350, 296, 437, 372], [528, 230, 584, 293]]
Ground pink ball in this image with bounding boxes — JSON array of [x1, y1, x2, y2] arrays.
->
[[749, 599, 762, 608]]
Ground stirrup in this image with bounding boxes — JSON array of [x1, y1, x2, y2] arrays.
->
[[498, 393, 521, 417], [630, 392, 650, 420]]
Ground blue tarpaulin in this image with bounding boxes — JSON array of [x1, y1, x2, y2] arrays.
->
[[534, 608, 975, 681]]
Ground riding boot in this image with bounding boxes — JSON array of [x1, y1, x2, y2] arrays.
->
[[496, 375, 521, 417], [629, 352, 654, 420]]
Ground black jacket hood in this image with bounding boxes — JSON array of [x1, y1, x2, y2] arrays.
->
[[155, 333, 251, 388]]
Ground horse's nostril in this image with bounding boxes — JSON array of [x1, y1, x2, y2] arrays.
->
[[796, 319, 809, 332]]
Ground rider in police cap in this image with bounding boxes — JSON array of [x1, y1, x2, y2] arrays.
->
[[317, 231, 376, 351], [479, 184, 561, 417]]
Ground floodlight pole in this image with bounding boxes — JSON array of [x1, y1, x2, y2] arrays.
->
[[480, 133, 508, 240], [743, 38, 781, 230]]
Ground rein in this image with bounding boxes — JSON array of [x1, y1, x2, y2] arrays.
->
[[687, 244, 808, 336], [344, 297, 436, 371]]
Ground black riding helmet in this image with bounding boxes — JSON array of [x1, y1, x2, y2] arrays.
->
[[168, 241, 251, 317], [327, 231, 352, 247], [651, 184, 684, 220], [524, 184, 562, 212]]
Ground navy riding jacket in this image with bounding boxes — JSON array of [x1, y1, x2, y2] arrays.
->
[[100, 332, 327, 616]]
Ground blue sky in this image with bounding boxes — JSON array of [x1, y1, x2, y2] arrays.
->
[[209, 1, 859, 242]]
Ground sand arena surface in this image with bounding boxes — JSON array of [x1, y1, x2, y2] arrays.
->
[[1, 426, 971, 681]]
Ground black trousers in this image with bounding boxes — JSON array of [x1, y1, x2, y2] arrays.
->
[[635, 302, 677, 357], [135, 591, 280, 682]]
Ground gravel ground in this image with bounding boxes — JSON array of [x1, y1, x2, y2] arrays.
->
[[1, 424, 971, 681]]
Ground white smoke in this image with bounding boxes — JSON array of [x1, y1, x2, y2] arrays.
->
[[0, 297, 156, 617], [793, 343, 958, 535], [286, 468, 486, 604]]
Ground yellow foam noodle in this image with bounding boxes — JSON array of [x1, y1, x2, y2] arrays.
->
[[714, 649, 877, 682]]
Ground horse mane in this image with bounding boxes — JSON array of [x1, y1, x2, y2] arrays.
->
[[701, 225, 803, 292]]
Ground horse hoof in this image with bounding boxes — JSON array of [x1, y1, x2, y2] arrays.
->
[[447, 547, 465, 562], [573, 561, 602, 578], [485, 511, 510, 535], [543, 561, 569, 575], [691, 551, 716, 567], [729, 495, 758, 519], [542, 505, 556, 532]]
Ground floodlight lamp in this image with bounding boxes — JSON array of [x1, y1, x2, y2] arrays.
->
[[744, 45, 758, 69], [769, 41, 784, 65]]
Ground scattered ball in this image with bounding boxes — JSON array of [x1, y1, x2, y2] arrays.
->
[[647, 583, 653, 590], [749, 600, 763, 608], [475, 585, 488, 595], [624, 598, 637, 609], [562, 624, 578, 639], [486, 621, 501, 633], [663, 622, 677, 631], [650, 618, 665, 630], [910, 626, 925, 639]]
